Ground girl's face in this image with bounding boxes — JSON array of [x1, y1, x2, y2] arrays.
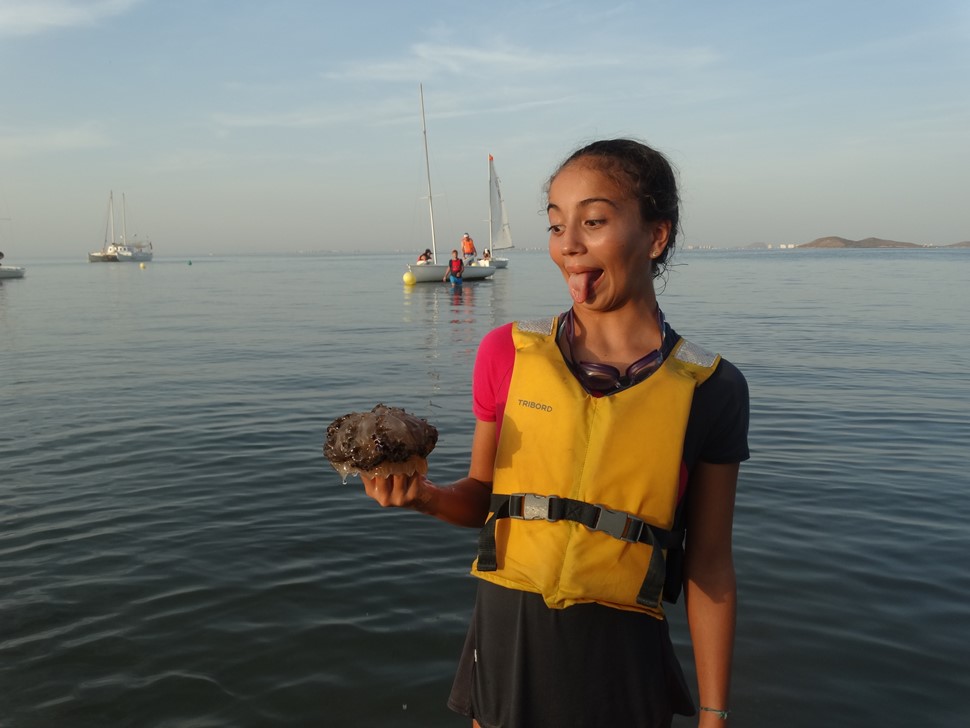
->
[[547, 161, 669, 310]]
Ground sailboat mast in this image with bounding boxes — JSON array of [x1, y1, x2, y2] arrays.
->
[[121, 193, 128, 246], [109, 191, 115, 247], [487, 154, 493, 252], [419, 84, 437, 264]]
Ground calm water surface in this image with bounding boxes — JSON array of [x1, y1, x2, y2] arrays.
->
[[1, 249, 968, 727]]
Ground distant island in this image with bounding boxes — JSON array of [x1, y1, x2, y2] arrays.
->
[[728, 235, 970, 250], [798, 236, 970, 249]]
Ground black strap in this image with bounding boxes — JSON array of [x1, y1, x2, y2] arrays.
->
[[477, 496, 510, 574], [477, 493, 685, 608]]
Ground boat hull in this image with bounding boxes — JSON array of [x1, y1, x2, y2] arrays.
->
[[0, 265, 26, 279], [406, 263, 495, 283], [478, 257, 509, 269], [88, 252, 118, 262], [116, 248, 153, 262]]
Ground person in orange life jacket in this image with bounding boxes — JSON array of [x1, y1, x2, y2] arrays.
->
[[461, 233, 477, 264], [360, 139, 749, 728], [443, 249, 464, 284]]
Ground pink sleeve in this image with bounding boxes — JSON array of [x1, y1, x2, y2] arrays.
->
[[472, 323, 515, 436]]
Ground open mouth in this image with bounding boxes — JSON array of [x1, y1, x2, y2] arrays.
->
[[568, 269, 603, 304]]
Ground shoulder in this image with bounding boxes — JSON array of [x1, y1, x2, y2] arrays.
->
[[702, 356, 748, 397], [479, 322, 515, 357], [668, 327, 745, 396], [694, 355, 749, 422], [476, 324, 517, 380]]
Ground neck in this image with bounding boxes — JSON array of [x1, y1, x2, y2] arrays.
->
[[565, 301, 663, 369]]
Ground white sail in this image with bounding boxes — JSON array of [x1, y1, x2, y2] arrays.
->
[[488, 154, 513, 253], [479, 154, 512, 268]]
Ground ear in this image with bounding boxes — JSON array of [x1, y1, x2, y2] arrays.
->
[[648, 220, 672, 259]]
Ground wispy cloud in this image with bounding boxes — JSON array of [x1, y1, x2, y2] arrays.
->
[[0, 0, 141, 37], [325, 41, 622, 83], [325, 37, 720, 86], [0, 124, 110, 158]]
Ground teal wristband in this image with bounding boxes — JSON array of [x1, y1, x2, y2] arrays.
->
[[699, 706, 730, 720]]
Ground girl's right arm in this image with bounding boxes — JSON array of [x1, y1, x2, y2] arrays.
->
[[361, 419, 496, 528]]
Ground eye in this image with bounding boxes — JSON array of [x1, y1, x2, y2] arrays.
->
[[584, 218, 606, 228], [547, 223, 564, 234]]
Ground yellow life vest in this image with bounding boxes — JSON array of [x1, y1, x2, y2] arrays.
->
[[473, 316, 720, 618]]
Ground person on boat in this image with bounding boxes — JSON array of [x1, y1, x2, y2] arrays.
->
[[417, 248, 433, 265], [461, 233, 477, 264], [481, 249, 492, 265], [361, 138, 749, 728], [443, 249, 464, 284]]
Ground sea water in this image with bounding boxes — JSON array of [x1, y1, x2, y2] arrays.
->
[[1, 249, 968, 727]]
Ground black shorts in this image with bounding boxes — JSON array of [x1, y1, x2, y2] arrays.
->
[[447, 580, 695, 728]]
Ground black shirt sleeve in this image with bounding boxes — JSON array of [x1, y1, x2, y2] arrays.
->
[[683, 357, 750, 467]]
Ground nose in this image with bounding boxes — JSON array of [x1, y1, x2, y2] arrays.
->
[[556, 225, 586, 257]]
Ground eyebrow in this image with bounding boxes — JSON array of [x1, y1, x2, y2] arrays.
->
[[547, 197, 619, 213]]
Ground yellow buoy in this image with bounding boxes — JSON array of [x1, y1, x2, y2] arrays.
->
[[139, 262, 146, 269], [403, 271, 416, 285]]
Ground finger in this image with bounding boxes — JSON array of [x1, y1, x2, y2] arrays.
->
[[361, 475, 391, 505], [384, 473, 415, 506]]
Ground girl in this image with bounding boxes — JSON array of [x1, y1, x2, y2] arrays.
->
[[365, 138, 749, 727]]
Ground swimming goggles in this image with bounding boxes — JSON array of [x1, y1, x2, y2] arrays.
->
[[559, 307, 666, 393]]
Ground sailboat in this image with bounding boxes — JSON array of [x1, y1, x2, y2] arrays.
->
[[403, 85, 494, 285], [479, 154, 512, 268], [88, 192, 154, 263], [0, 217, 26, 278], [0, 248, 26, 279]]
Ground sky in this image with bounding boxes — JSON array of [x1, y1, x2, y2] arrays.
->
[[1, 0, 968, 259]]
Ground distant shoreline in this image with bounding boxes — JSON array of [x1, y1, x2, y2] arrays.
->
[[757, 236, 970, 250], [11, 239, 970, 261]]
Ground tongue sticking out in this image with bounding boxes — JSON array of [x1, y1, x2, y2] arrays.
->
[[568, 270, 600, 304]]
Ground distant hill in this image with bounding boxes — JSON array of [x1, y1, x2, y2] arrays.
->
[[797, 236, 970, 249], [799, 236, 923, 249]]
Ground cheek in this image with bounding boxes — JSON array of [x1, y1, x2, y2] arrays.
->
[[548, 241, 568, 274]]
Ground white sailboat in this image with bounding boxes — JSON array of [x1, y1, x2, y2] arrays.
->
[[0, 217, 25, 278], [88, 191, 154, 263], [479, 154, 512, 269], [403, 85, 494, 285], [0, 249, 25, 279]]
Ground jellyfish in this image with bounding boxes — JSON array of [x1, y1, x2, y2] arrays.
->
[[324, 404, 438, 483]]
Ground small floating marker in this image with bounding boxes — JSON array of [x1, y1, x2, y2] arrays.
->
[[403, 271, 416, 285], [139, 262, 146, 269], [187, 260, 192, 266]]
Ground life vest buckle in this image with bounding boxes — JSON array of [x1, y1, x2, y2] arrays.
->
[[592, 505, 646, 543], [509, 493, 561, 521]]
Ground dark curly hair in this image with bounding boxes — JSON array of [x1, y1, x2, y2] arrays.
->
[[547, 139, 680, 279]]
